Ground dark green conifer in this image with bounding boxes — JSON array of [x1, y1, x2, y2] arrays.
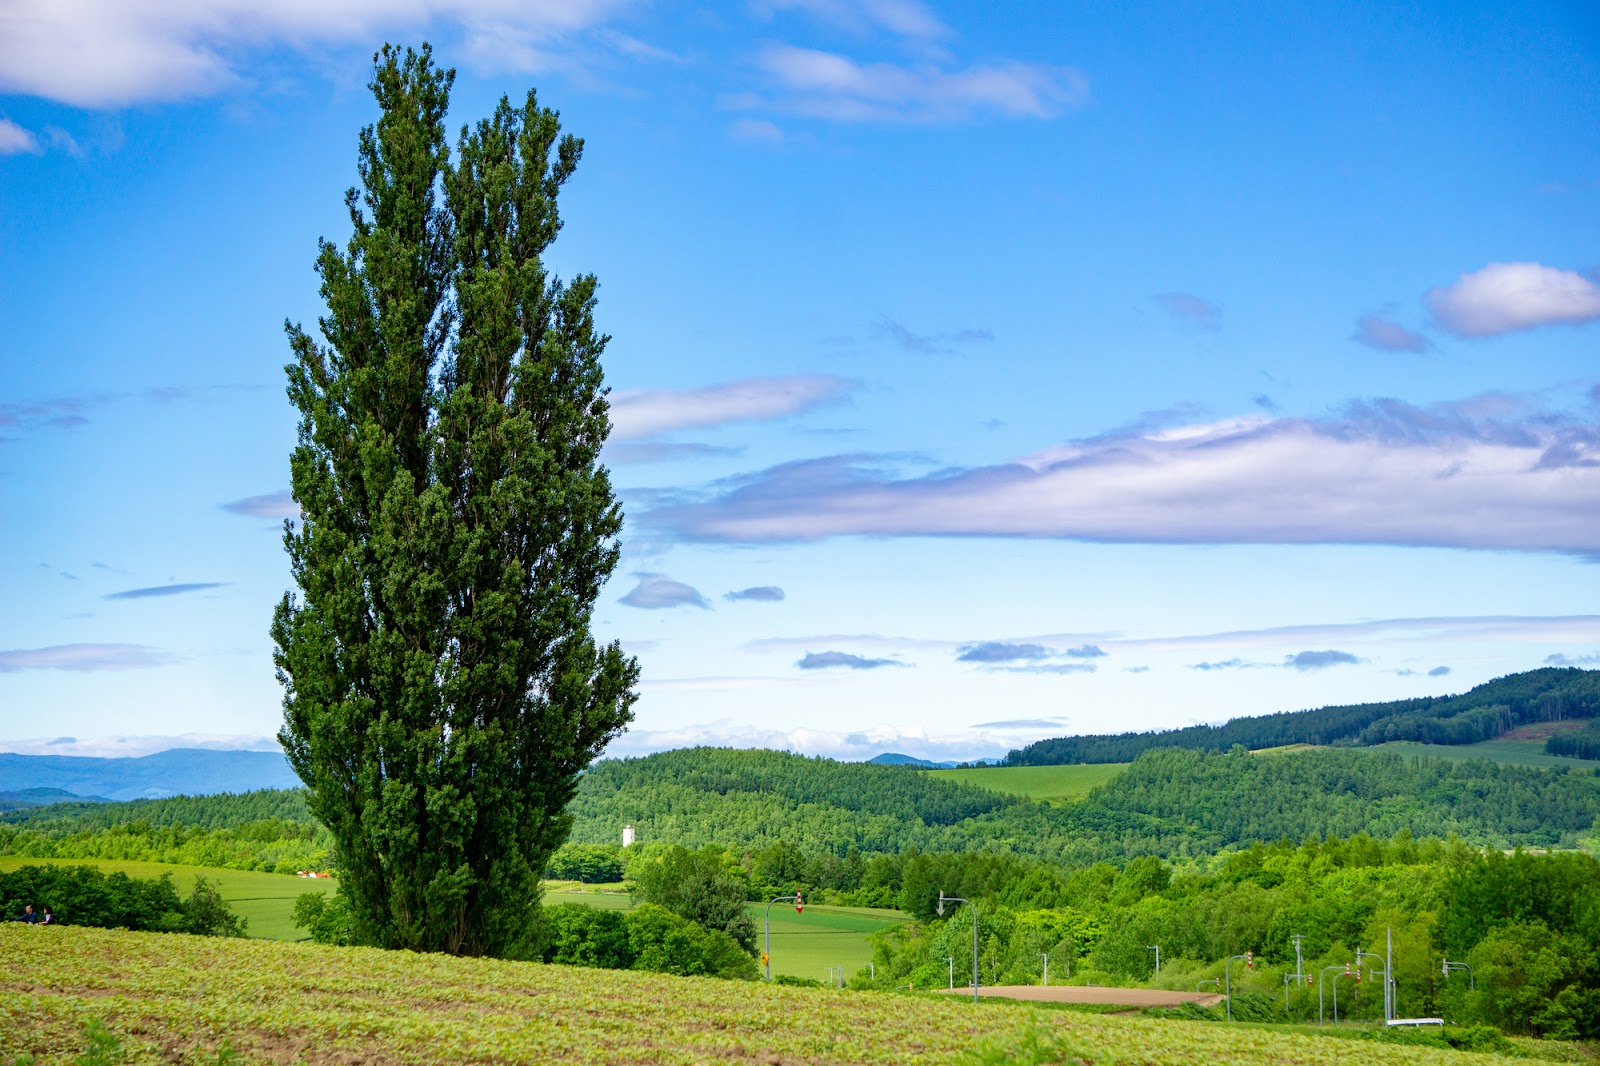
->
[[273, 43, 638, 956]]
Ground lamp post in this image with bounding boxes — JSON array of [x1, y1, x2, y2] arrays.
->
[[763, 892, 802, 981], [937, 891, 978, 1004], [946, 956, 955, 990], [1357, 949, 1388, 1022], [1442, 958, 1475, 990], [1224, 951, 1253, 1021], [1317, 964, 1350, 1025]]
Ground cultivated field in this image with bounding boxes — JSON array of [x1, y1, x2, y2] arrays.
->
[[926, 763, 1127, 802], [0, 925, 1541, 1066], [1374, 738, 1600, 770], [938, 986, 1227, 1008], [0, 856, 336, 941]]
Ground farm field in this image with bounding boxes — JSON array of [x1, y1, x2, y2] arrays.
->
[[0, 856, 336, 941], [0, 924, 1549, 1066], [547, 886, 910, 982], [926, 763, 1127, 802], [1374, 738, 1600, 770]]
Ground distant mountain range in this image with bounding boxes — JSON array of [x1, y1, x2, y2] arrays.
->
[[0, 748, 297, 802], [867, 752, 992, 769]]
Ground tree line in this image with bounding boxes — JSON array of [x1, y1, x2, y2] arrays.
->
[[1006, 668, 1600, 765], [2, 864, 246, 937]]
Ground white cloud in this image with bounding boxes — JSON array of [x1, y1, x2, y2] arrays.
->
[[729, 117, 784, 144], [752, 45, 1087, 123], [222, 490, 297, 519], [0, 117, 42, 154], [1427, 262, 1600, 338], [0, 0, 629, 107], [604, 719, 1031, 762], [618, 573, 710, 610], [1352, 314, 1429, 353], [609, 374, 853, 440], [0, 733, 281, 756], [0, 644, 174, 672], [755, 0, 951, 41], [645, 398, 1600, 554]]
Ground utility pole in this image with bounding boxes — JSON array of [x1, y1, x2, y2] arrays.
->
[[946, 956, 955, 990], [937, 892, 979, 1005], [1040, 953, 1049, 987], [1148, 945, 1161, 976], [1387, 926, 1395, 1022], [1291, 934, 1305, 980]]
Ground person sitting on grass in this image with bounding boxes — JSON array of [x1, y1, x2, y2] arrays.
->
[[39, 906, 54, 925], [19, 904, 36, 924]]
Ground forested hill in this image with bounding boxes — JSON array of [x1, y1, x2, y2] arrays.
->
[[1006, 667, 1600, 766], [6, 745, 1599, 865]]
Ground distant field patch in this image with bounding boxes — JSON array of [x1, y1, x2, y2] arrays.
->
[[927, 764, 1126, 803], [1249, 744, 1320, 755], [0, 856, 335, 941], [547, 887, 910, 982], [1374, 738, 1600, 770]]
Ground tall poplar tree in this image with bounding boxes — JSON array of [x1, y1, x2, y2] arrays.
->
[[273, 44, 639, 957]]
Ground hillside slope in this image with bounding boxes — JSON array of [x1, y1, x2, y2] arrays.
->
[[1007, 668, 1600, 766], [0, 925, 1539, 1065], [0, 749, 296, 801]]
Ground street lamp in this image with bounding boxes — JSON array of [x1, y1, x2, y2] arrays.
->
[[763, 891, 802, 981], [1357, 949, 1389, 1022], [937, 891, 979, 1004], [1442, 958, 1475, 990], [1224, 950, 1253, 1021]]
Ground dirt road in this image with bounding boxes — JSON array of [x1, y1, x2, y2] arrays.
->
[[934, 985, 1225, 1008]]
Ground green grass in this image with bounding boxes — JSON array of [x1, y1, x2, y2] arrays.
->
[[1374, 739, 1600, 770], [546, 887, 911, 981], [926, 764, 1127, 803], [0, 924, 1549, 1065], [0, 856, 337, 941]]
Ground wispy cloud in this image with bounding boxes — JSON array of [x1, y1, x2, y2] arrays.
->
[[1545, 651, 1600, 667], [1156, 292, 1220, 330], [729, 117, 785, 145], [0, 117, 41, 155], [1353, 314, 1430, 353], [610, 375, 854, 441], [1427, 262, 1600, 338], [606, 442, 744, 465], [1283, 649, 1363, 671], [104, 582, 226, 601], [796, 650, 904, 670], [603, 719, 1024, 763], [878, 319, 994, 354], [748, 45, 1088, 124], [643, 394, 1600, 555], [725, 585, 785, 603], [0, 643, 173, 672], [221, 491, 296, 519], [0, 0, 632, 108], [0, 733, 282, 757], [1190, 658, 1246, 671], [971, 718, 1067, 730], [756, 0, 952, 41], [956, 641, 1049, 663], [619, 574, 710, 610]]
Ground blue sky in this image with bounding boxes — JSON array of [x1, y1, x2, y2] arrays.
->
[[3, 1, 1599, 762]]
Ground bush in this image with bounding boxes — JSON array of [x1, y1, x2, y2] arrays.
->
[[624, 903, 757, 980], [540, 904, 633, 969], [293, 891, 354, 945], [0, 864, 242, 936]]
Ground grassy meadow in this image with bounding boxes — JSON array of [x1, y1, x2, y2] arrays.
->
[[0, 924, 1560, 1066], [546, 884, 910, 981], [1374, 738, 1600, 770], [0, 855, 336, 941], [926, 763, 1128, 802]]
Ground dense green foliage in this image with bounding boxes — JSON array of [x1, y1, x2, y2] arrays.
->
[[865, 837, 1600, 1038], [0, 817, 330, 874], [0, 864, 245, 937], [1547, 719, 1600, 760], [0, 789, 311, 832], [274, 44, 637, 956], [627, 844, 758, 952], [565, 745, 1600, 862], [1007, 668, 1600, 765]]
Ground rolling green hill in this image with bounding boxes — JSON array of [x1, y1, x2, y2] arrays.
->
[[1007, 668, 1600, 767]]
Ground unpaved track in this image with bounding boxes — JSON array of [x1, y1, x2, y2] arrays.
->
[[935, 985, 1225, 1008]]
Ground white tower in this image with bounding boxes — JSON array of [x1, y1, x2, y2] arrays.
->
[[622, 824, 635, 847]]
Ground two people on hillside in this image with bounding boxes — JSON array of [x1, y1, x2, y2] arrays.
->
[[17, 904, 54, 924]]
